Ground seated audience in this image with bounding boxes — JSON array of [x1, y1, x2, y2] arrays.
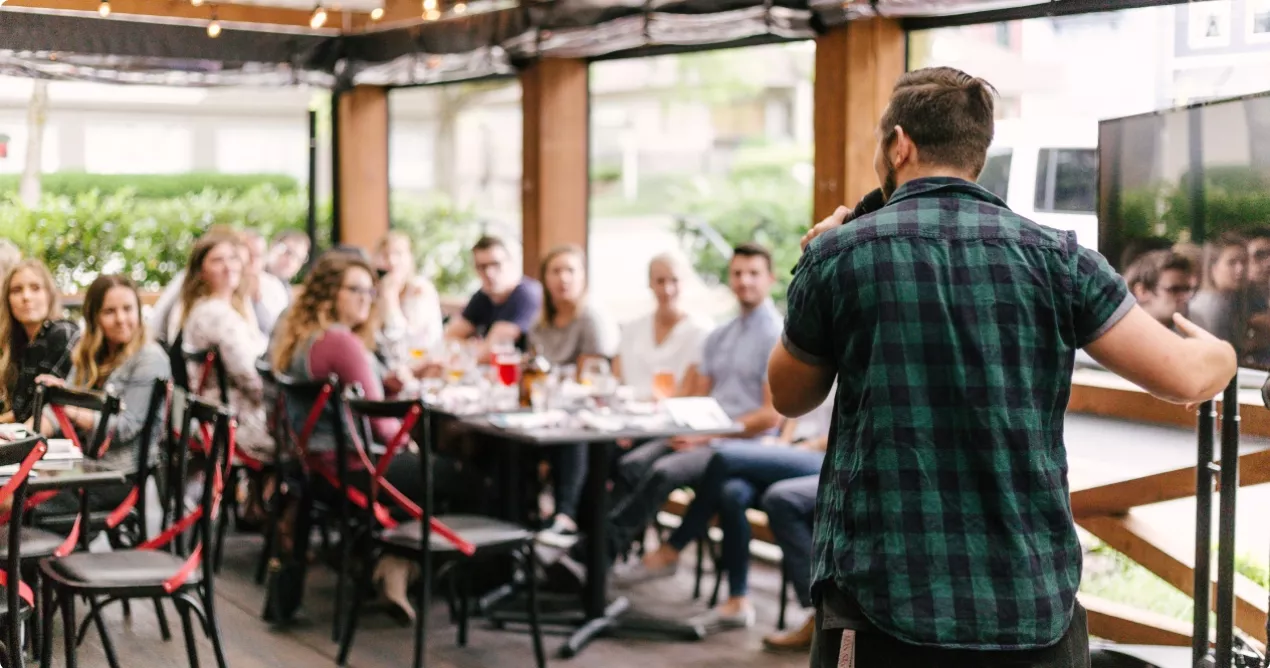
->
[[1123, 249, 1196, 327], [444, 235, 542, 353], [531, 245, 618, 543], [272, 252, 448, 621], [605, 243, 783, 560], [242, 229, 292, 334], [0, 259, 79, 424], [373, 231, 444, 369], [266, 229, 311, 284], [178, 231, 274, 465], [757, 474, 820, 652], [615, 392, 834, 630], [34, 274, 170, 516], [613, 253, 710, 398]]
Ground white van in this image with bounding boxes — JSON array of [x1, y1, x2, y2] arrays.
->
[[977, 119, 1099, 249]]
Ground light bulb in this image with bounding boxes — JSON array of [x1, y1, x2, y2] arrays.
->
[[207, 19, 221, 36], [453, 2, 466, 13], [424, 7, 439, 19], [98, 0, 111, 16], [422, 0, 436, 10], [192, 0, 204, 6], [370, 6, 383, 19], [309, 5, 327, 28]]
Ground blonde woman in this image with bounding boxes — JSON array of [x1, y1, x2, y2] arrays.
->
[[613, 253, 710, 398], [373, 231, 443, 368], [35, 274, 169, 515], [0, 259, 78, 424], [177, 231, 273, 463]]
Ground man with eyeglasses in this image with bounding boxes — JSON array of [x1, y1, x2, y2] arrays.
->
[[1123, 249, 1196, 328], [444, 235, 543, 352]]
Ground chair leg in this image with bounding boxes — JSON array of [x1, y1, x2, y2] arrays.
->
[[154, 598, 173, 641], [89, 596, 122, 668], [412, 553, 431, 668], [692, 540, 705, 600], [332, 527, 353, 643], [39, 578, 56, 666], [521, 546, 547, 668], [30, 572, 43, 663], [198, 593, 229, 668], [709, 561, 724, 608], [777, 568, 789, 631], [336, 562, 372, 666], [61, 587, 78, 668], [457, 568, 470, 648], [176, 599, 202, 668]]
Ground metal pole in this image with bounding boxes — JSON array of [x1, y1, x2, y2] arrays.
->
[[1195, 399, 1216, 667], [306, 108, 318, 261], [330, 90, 343, 247], [1215, 379, 1241, 668]]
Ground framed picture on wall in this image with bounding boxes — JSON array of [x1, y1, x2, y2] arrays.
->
[[1249, 0, 1270, 43], [1189, 1, 1233, 49]]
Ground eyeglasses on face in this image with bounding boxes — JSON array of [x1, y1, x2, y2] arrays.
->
[[341, 285, 377, 299]]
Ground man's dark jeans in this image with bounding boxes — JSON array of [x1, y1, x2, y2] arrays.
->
[[811, 602, 1090, 668]]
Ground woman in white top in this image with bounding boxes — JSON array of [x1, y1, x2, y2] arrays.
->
[[613, 253, 710, 398], [373, 231, 444, 370]]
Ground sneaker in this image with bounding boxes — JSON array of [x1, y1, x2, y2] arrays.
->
[[537, 515, 580, 549], [762, 615, 814, 653], [610, 558, 678, 589], [687, 605, 756, 631]]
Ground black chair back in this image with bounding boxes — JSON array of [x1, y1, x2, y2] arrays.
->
[[126, 379, 172, 542], [31, 383, 122, 459], [0, 435, 46, 668], [183, 347, 229, 407]]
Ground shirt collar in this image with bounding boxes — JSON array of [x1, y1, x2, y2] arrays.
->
[[738, 299, 777, 325], [885, 176, 1006, 209]]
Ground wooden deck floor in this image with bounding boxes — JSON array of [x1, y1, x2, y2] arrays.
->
[[58, 533, 810, 668]]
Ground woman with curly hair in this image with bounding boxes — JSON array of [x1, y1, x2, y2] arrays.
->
[[0, 259, 78, 424], [271, 251, 432, 621]]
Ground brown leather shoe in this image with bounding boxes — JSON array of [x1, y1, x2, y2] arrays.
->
[[762, 615, 814, 653]]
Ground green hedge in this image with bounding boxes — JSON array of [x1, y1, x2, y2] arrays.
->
[[0, 172, 299, 200], [0, 187, 481, 296]]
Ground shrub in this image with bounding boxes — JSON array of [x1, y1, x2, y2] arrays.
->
[[0, 172, 299, 200], [390, 194, 487, 297]]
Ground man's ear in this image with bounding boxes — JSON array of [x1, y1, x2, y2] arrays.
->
[[891, 126, 916, 168]]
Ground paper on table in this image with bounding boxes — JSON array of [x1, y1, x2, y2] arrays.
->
[[486, 410, 569, 430], [661, 397, 733, 431]]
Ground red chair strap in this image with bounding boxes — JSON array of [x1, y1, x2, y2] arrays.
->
[[139, 507, 203, 550], [54, 514, 81, 558], [162, 544, 202, 594], [371, 405, 422, 488], [296, 384, 334, 457], [0, 571, 34, 607], [104, 487, 139, 530], [195, 353, 215, 396], [49, 405, 83, 453], [0, 442, 47, 506]]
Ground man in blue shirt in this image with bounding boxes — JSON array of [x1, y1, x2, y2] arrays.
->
[[444, 235, 543, 352], [607, 242, 784, 575]]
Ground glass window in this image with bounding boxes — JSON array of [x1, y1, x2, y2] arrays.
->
[[978, 150, 1012, 201], [1034, 148, 1097, 213]]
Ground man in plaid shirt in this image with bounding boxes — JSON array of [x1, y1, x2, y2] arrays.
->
[[767, 66, 1238, 667]]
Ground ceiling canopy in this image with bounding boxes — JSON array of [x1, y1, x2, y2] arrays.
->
[[0, 0, 1184, 86]]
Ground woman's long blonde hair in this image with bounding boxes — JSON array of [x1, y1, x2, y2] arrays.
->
[[0, 259, 63, 402], [272, 252, 379, 372], [539, 244, 586, 327], [178, 231, 251, 330], [72, 275, 147, 389]]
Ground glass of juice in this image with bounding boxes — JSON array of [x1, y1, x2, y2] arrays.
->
[[652, 370, 676, 400]]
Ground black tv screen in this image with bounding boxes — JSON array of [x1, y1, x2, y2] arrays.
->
[[1098, 89, 1270, 370]]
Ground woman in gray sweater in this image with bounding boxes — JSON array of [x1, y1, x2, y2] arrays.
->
[[37, 274, 171, 516]]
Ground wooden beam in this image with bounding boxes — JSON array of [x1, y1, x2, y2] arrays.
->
[[521, 59, 588, 279], [335, 86, 390, 251], [2, 0, 359, 29], [1069, 371, 1270, 438], [1071, 448, 1270, 518], [812, 18, 905, 222], [1080, 594, 1194, 647], [1079, 513, 1269, 645]]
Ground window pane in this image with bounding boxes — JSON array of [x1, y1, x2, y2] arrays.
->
[[1050, 149, 1097, 213], [978, 151, 1012, 201], [1034, 148, 1052, 211]]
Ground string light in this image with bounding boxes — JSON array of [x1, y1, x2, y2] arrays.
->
[[370, 5, 384, 19], [422, 0, 436, 10], [453, 2, 466, 13], [98, 0, 111, 16], [309, 4, 327, 27], [207, 7, 221, 37], [192, 0, 204, 6], [423, 8, 438, 19]]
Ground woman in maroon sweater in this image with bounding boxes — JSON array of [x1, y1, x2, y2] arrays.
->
[[272, 251, 426, 621]]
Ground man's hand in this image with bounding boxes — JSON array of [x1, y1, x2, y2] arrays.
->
[[801, 206, 850, 251], [1174, 312, 1238, 411], [669, 434, 712, 451]]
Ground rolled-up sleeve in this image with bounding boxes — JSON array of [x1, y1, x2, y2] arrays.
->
[[782, 257, 835, 367]]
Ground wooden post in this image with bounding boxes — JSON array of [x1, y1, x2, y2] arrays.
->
[[813, 18, 906, 222], [521, 59, 589, 279], [335, 85, 390, 251]]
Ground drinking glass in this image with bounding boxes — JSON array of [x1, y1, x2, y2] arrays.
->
[[651, 369, 676, 400]]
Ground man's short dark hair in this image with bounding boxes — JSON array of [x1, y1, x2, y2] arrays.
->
[[1119, 237, 1175, 270], [1245, 227, 1270, 243], [472, 235, 507, 254], [732, 242, 773, 273], [272, 229, 310, 246], [1124, 249, 1195, 293], [879, 66, 997, 177]]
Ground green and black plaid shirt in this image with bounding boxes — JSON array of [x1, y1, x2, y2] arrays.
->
[[784, 177, 1133, 649]]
